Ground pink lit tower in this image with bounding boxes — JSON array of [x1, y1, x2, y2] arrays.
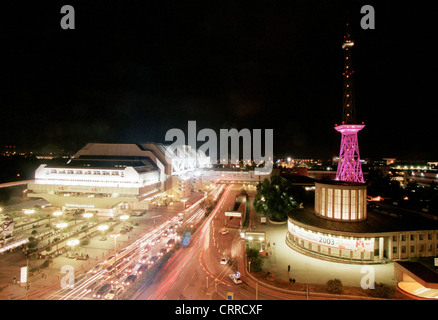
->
[[335, 25, 365, 183]]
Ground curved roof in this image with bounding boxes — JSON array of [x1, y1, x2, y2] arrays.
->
[[289, 207, 438, 235]]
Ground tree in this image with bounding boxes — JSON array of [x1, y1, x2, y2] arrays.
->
[[253, 175, 298, 222], [201, 195, 216, 212], [326, 279, 343, 294], [368, 282, 393, 298], [246, 248, 263, 271]]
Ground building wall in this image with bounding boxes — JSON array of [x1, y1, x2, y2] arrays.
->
[[286, 218, 438, 263], [389, 231, 438, 260]]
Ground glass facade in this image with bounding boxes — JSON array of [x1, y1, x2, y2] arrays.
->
[[315, 182, 366, 221]]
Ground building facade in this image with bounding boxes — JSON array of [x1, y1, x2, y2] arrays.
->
[[27, 143, 210, 216], [286, 182, 438, 264]]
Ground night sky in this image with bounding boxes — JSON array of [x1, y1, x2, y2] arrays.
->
[[3, 1, 438, 160]]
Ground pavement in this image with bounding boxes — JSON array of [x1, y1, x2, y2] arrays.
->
[[242, 190, 399, 291]]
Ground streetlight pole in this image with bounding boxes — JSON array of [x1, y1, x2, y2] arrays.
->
[[26, 258, 29, 300], [111, 233, 120, 269]]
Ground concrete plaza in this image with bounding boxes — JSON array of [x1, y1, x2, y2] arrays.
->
[[254, 222, 398, 289]]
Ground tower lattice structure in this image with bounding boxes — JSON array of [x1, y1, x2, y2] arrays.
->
[[335, 26, 365, 183]]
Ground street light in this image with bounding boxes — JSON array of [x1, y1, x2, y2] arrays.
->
[[119, 214, 130, 228], [67, 239, 79, 252], [53, 211, 62, 224], [56, 222, 68, 229], [83, 213, 93, 219], [53, 211, 63, 217], [98, 224, 109, 232], [110, 233, 121, 268], [98, 224, 109, 240]]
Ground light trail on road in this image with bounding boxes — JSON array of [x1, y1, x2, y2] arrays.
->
[[147, 184, 233, 300], [49, 191, 212, 300]]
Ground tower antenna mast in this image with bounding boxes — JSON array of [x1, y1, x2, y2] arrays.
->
[[335, 23, 365, 183]]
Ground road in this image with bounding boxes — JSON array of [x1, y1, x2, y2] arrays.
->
[[41, 190, 208, 300]]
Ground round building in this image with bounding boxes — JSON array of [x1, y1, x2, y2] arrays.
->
[[286, 181, 438, 264]]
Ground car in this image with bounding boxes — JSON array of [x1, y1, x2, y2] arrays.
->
[[93, 284, 112, 299], [166, 239, 175, 248], [229, 274, 242, 284], [89, 263, 104, 274], [220, 257, 229, 265], [138, 264, 148, 274], [125, 262, 137, 274], [104, 255, 115, 263], [85, 280, 100, 293], [123, 275, 137, 286], [139, 255, 149, 264], [131, 263, 142, 275], [220, 228, 229, 235], [158, 248, 167, 256], [111, 273, 127, 285], [104, 285, 124, 300]]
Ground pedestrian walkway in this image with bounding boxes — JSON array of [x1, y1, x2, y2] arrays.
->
[[253, 222, 398, 288]]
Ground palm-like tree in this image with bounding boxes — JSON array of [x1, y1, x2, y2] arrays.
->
[[253, 175, 298, 222]]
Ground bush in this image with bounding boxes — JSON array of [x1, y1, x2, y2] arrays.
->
[[29, 267, 39, 274], [246, 248, 263, 272], [327, 279, 343, 294], [41, 259, 53, 268], [369, 282, 393, 298], [28, 241, 38, 249]]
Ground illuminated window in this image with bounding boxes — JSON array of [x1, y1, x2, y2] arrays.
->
[[334, 189, 341, 219], [321, 188, 326, 215], [327, 188, 333, 218], [342, 190, 350, 220], [350, 190, 356, 220]]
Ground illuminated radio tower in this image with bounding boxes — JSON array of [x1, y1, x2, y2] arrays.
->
[[335, 26, 365, 183]]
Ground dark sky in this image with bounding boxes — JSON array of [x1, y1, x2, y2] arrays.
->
[[2, 1, 438, 160]]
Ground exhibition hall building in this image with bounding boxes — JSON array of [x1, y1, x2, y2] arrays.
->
[[27, 143, 210, 216]]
